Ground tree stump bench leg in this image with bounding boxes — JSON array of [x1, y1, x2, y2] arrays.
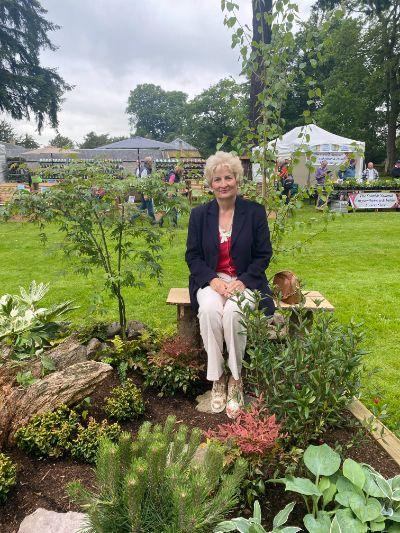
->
[[176, 304, 201, 347]]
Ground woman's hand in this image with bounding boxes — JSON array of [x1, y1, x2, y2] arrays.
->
[[210, 277, 229, 296], [226, 280, 246, 295]]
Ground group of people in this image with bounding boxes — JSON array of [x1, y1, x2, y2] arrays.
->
[[134, 156, 183, 225]]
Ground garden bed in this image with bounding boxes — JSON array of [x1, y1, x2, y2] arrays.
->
[[1, 369, 399, 533]]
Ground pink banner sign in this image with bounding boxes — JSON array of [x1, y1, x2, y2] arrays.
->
[[348, 192, 400, 210]]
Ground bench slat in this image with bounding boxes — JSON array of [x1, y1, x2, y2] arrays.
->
[[167, 288, 334, 311]]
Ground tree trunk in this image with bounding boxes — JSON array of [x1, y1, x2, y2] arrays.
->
[[249, 0, 272, 130], [386, 71, 399, 172]]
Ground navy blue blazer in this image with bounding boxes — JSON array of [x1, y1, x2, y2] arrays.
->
[[185, 196, 275, 315]]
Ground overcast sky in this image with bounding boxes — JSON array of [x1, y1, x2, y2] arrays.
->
[[3, 0, 313, 145]]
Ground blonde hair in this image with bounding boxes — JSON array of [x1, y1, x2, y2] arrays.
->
[[204, 151, 243, 186]]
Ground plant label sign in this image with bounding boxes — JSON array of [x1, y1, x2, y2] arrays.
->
[[348, 192, 400, 210]]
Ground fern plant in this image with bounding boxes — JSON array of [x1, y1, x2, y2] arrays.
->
[[68, 416, 247, 532]]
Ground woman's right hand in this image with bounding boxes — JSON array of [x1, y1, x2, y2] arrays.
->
[[210, 277, 229, 296]]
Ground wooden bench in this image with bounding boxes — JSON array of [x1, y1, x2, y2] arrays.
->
[[167, 287, 334, 342]]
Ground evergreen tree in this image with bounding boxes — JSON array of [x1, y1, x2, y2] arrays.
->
[[0, 0, 72, 131], [68, 416, 247, 532]]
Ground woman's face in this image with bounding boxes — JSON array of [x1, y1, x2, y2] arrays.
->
[[211, 164, 238, 200]]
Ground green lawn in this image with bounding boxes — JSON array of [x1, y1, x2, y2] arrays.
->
[[0, 208, 399, 431]]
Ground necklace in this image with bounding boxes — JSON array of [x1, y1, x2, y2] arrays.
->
[[219, 210, 234, 243]]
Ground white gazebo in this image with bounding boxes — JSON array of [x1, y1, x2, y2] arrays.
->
[[252, 125, 365, 186]]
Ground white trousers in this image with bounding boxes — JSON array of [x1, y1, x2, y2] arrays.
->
[[197, 273, 255, 381]]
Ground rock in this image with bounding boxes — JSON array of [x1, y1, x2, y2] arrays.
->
[[106, 322, 121, 338], [18, 508, 87, 533], [195, 390, 213, 413], [126, 320, 146, 340], [86, 337, 102, 358], [0, 360, 113, 446]]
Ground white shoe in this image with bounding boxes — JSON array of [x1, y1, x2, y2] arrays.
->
[[211, 378, 227, 413], [226, 379, 244, 419]]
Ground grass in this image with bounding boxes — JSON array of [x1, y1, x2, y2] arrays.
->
[[0, 207, 399, 431]]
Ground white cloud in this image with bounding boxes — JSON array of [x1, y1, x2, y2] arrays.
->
[[3, 0, 313, 145]]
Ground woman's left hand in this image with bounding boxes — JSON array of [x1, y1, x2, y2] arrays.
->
[[226, 280, 246, 295]]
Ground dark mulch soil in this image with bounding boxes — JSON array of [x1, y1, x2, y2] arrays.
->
[[1, 371, 399, 533]]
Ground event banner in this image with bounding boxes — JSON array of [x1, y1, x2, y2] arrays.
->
[[312, 152, 348, 167], [348, 192, 400, 210]]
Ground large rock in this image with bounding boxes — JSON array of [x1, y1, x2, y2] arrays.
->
[[86, 337, 102, 358], [18, 508, 87, 533], [0, 360, 112, 446], [126, 320, 146, 339]]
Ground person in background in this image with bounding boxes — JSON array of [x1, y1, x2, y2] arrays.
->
[[362, 162, 379, 182], [185, 151, 274, 419], [160, 165, 184, 227], [339, 158, 356, 180], [135, 156, 155, 221], [314, 160, 329, 209], [391, 161, 400, 179], [278, 158, 294, 204]]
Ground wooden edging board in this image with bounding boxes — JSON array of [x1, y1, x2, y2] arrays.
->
[[347, 398, 400, 468]]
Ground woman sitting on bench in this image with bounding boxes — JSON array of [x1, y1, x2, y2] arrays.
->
[[185, 151, 275, 419]]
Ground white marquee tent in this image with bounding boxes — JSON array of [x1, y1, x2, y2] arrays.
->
[[252, 125, 365, 186]]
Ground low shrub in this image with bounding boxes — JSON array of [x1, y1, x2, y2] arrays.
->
[[0, 453, 17, 503], [103, 378, 145, 421], [69, 418, 121, 463], [15, 404, 80, 459], [275, 443, 400, 532], [68, 416, 247, 532], [240, 293, 365, 447], [205, 397, 283, 508], [143, 335, 204, 396], [15, 404, 121, 463]]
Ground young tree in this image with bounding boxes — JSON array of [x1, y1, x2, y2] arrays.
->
[[49, 133, 75, 149], [8, 162, 187, 338], [126, 84, 188, 140], [0, 0, 72, 131]]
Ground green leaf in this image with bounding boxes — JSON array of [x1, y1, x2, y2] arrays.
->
[[343, 459, 366, 490], [319, 477, 330, 492], [253, 501, 262, 523], [304, 511, 331, 532], [329, 516, 341, 533], [335, 509, 367, 533], [214, 521, 241, 532], [371, 472, 393, 499], [323, 481, 337, 507], [285, 476, 322, 496], [362, 467, 386, 498], [388, 525, 400, 532], [273, 502, 295, 529], [349, 495, 381, 523], [335, 490, 363, 508], [304, 444, 341, 477], [370, 521, 385, 531]]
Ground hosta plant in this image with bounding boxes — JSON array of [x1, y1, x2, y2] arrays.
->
[[274, 443, 400, 532], [215, 500, 299, 532], [0, 280, 76, 361]]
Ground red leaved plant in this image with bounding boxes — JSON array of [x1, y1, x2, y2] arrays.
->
[[204, 397, 283, 456], [148, 336, 203, 370]]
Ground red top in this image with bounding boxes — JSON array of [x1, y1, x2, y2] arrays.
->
[[216, 234, 237, 276]]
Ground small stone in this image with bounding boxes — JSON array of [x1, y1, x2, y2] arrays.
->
[[86, 338, 102, 358], [126, 320, 146, 340], [106, 322, 121, 338], [195, 390, 213, 413], [18, 508, 87, 533]]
